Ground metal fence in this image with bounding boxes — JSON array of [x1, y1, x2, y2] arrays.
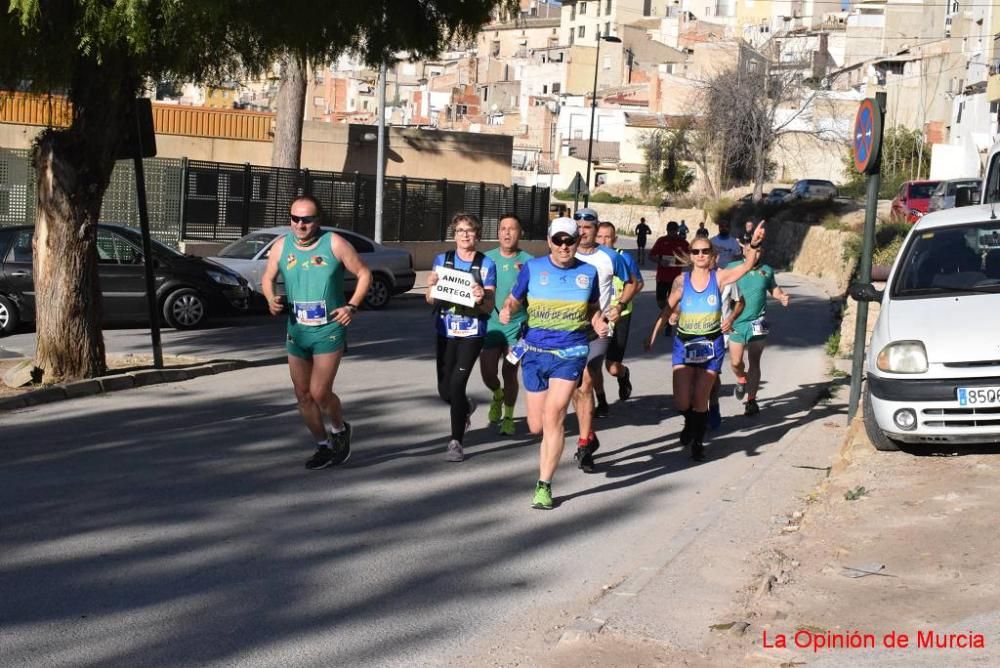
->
[[1, 148, 551, 246], [181, 160, 550, 242], [0, 148, 183, 247]]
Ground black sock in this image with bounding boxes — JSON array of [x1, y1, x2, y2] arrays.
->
[[596, 391, 608, 405], [693, 410, 710, 441]]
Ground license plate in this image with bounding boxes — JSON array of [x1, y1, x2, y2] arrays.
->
[[957, 387, 1000, 407]]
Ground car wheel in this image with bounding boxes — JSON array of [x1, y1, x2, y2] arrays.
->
[[364, 273, 392, 309], [163, 288, 208, 329], [0, 295, 20, 336], [862, 384, 902, 452]]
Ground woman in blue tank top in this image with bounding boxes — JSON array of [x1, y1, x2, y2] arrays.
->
[[643, 223, 767, 460]]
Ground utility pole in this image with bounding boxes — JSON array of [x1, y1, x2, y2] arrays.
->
[[374, 60, 387, 244]]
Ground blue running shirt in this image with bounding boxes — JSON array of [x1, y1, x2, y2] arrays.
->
[[510, 256, 600, 350], [432, 251, 497, 338], [677, 270, 722, 337]]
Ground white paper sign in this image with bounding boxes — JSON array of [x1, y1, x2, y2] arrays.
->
[[431, 266, 477, 307]]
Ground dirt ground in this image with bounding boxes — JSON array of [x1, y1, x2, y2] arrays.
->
[[725, 420, 1000, 666], [519, 393, 1000, 667], [0, 353, 208, 398]]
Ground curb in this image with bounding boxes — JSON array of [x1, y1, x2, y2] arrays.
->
[[0, 360, 252, 412]]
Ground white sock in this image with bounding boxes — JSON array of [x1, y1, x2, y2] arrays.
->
[[330, 423, 345, 434]]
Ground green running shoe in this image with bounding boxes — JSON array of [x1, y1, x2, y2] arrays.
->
[[488, 388, 504, 423], [531, 482, 553, 510], [499, 415, 515, 436]]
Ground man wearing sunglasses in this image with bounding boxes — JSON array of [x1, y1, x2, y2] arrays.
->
[[499, 217, 607, 509], [571, 207, 636, 472], [262, 196, 372, 470]]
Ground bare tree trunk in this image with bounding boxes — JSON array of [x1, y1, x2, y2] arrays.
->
[[272, 51, 307, 170], [31, 57, 137, 382]]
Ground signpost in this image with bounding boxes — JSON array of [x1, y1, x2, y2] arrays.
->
[[430, 266, 477, 307], [117, 98, 163, 370], [847, 93, 886, 421], [568, 171, 589, 213]]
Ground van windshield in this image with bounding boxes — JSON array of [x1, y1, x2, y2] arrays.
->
[[892, 223, 1000, 297]]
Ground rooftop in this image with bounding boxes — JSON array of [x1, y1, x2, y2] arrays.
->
[[567, 140, 620, 162]]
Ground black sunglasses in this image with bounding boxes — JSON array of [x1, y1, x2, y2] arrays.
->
[[290, 214, 320, 224], [574, 213, 598, 222], [551, 235, 578, 247], [690, 248, 712, 256]]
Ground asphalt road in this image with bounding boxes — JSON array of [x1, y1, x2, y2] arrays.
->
[[0, 264, 836, 667]]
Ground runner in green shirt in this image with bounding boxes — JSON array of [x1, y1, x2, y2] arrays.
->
[[480, 214, 533, 436], [726, 229, 790, 417]]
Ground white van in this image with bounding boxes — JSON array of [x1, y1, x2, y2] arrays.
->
[[857, 202, 1000, 450]]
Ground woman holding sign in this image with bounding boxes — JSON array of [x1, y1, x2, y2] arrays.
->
[[643, 222, 766, 461], [426, 213, 497, 462]]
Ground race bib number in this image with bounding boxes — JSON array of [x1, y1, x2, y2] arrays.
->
[[294, 300, 328, 326], [445, 313, 478, 338], [683, 339, 714, 364], [751, 317, 769, 337]]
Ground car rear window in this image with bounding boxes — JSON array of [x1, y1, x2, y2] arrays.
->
[[5, 230, 32, 263], [909, 183, 939, 199], [218, 233, 278, 259]]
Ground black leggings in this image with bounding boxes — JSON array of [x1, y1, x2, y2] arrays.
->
[[436, 336, 485, 442]]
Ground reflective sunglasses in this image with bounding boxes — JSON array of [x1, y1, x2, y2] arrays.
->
[[690, 248, 712, 256], [550, 235, 578, 247], [289, 214, 320, 224], [573, 213, 598, 222]]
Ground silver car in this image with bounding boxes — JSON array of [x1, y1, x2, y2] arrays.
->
[[928, 178, 981, 213], [209, 226, 415, 309]]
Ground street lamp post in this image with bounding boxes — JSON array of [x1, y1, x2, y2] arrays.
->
[[374, 60, 388, 243], [584, 29, 622, 207]]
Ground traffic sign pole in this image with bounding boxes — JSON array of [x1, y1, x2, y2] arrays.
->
[[848, 92, 886, 421]]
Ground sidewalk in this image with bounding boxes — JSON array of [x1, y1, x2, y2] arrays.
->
[[493, 373, 1000, 667]]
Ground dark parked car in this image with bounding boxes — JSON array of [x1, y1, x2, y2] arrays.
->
[[0, 224, 249, 335], [783, 179, 838, 201]]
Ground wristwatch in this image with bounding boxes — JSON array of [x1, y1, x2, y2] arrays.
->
[[750, 242, 762, 249], [346, 303, 358, 312]]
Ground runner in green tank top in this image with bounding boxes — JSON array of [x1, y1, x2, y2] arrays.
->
[[480, 213, 533, 436], [262, 196, 372, 471]]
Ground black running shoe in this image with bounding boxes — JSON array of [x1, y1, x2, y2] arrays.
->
[[744, 399, 760, 417], [690, 438, 705, 462], [329, 422, 352, 466], [734, 381, 747, 401], [575, 446, 596, 473], [595, 400, 609, 418], [617, 367, 632, 401], [305, 446, 334, 470]]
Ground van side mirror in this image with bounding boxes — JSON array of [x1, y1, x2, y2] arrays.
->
[[848, 282, 884, 302], [955, 186, 977, 208]]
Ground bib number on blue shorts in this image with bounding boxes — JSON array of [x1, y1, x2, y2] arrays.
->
[[683, 339, 714, 364]]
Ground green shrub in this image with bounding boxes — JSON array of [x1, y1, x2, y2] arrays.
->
[[873, 235, 905, 266], [588, 191, 624, 204], [821, 213, 846, 231], [825, 330, 841, 357]]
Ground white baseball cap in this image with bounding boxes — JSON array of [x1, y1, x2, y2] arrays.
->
[[548, 217, 579, 239]]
